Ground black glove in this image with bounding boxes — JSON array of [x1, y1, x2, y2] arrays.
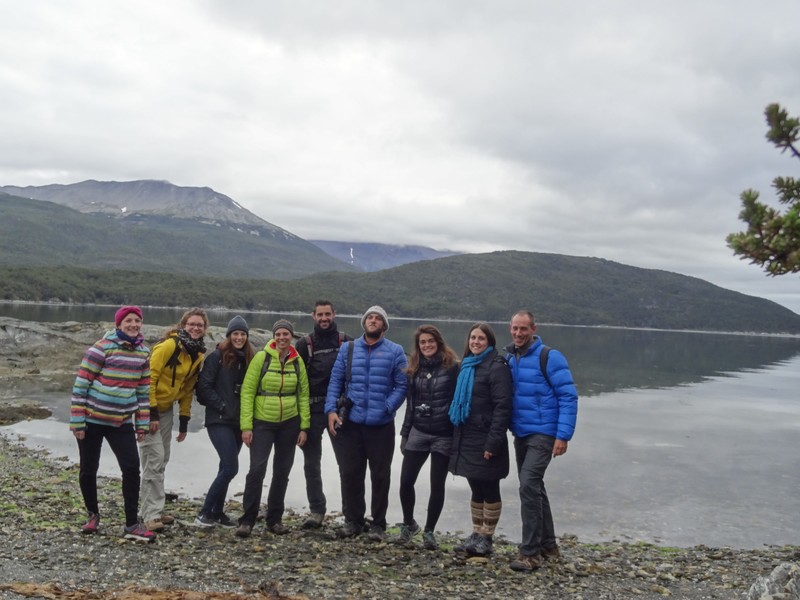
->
[[400, 437, 407, 455]]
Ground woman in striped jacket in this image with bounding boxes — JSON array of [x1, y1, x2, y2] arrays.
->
[[70, 306, 155, 543]]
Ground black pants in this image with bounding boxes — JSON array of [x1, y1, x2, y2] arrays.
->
[[399, 449, 449, 532], [467, 477, 502, 503], [77, 422, 140, 527], [331, 420, 395, 530], [240, 417, 300, 527], [300, 401, 327, 515]]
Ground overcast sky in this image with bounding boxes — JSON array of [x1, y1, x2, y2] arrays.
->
[[2, 1, 799, 314]]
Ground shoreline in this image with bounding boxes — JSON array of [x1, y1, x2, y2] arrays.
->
[[0, 433, 796, 599], [2, 301, 799, 338]]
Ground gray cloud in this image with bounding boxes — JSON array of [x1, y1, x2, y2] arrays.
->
[[1, 0, 798, 312]]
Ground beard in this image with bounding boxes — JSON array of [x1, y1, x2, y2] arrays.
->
[[364, 328, 383, 341]]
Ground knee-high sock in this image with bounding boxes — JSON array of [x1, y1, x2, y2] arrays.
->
[[483, 501, 502, 537], [470, 500, 484, 534]]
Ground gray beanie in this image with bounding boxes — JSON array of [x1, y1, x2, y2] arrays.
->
[[226, 315, 249, 337], [361, 305, 389, 331], [272, 319, 295, 336]]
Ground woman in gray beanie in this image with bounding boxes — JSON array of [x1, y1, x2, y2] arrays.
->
[[236, 318, 310, 537], [194, 315, 255, 527]]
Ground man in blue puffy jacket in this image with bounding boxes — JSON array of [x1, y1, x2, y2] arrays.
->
[[325, 305, 408, 541], [505, 310, 578, 572]]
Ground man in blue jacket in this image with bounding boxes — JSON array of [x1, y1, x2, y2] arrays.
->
[[325, 305, 408, 541], [505, 310, 578, 572]]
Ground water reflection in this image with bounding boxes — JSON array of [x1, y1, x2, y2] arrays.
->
[[4, 303, 800, 397]]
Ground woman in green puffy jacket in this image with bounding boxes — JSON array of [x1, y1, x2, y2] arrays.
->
[[236, 319, 310, 537]]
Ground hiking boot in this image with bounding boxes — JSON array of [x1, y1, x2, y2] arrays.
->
[[165, 492, 179, 502], [267, 522, 290, 535], [395, 520, 420, 545], [215, 513, 236, 529], [194, 513, 216, 528], [144, 519, 165, 532], [510, 552, 543, 572], [235, 523, 252, 538], [123, 523, 157, 543], [468, 534, 493, 557], [454, 532, 481, 554], [542, 545, 561, 560], [81, 512, 99, 534], [367, 524, 386, 542], [160, 513, 175, 525], [336, 521, 362, 539], [302, 512, 324, 529], [422, 530, 438, 550]]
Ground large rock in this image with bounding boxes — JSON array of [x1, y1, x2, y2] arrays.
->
[[748, 562, 800, 599]]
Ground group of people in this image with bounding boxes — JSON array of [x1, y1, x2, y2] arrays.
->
[[69, 301, 578, 572]]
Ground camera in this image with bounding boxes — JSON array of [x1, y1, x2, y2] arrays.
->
[[414, 403, 432, 418], [336, 396, 353, 429]]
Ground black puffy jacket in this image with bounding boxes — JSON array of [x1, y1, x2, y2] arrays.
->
[[401, 356, 458, 438], [196, 347, 247, 428], [448, 350, 513, 481]]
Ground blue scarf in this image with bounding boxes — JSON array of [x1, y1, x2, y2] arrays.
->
[[449, 346, 493, 426]]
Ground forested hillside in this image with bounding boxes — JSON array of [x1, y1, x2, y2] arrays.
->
[[0, 193, 353, 279], [2, 250, 798, 333]]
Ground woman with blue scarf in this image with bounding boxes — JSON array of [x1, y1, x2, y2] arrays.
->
[[448, 322, 513, 558]]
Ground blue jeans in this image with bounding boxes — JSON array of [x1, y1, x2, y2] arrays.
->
[[514, 434, 556, 556], [200, 424, 243, 517]]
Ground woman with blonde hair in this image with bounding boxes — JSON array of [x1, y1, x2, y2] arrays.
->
[[140, 307, 208, 531]]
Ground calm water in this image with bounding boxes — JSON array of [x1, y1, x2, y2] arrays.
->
[[2, 303, 800, 548]]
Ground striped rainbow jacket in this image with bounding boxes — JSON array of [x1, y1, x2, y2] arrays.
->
[[70, 330, 151, 433]]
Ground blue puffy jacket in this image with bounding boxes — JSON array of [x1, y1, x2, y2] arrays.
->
[[324, 336, 408, 426], [505, 337, 578, 440]]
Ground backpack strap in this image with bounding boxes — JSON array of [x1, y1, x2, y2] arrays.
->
[[257, 351, 302, 401], [343, 341, 354, 394], [539, 346, 552, 389], [304, 335, 314, 359], [155, 337, 182, 388]]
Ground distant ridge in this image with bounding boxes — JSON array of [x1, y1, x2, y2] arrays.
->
[[0, 191, 355, 279], [310, 240, 460, 271], [0, 179, 286, 236]]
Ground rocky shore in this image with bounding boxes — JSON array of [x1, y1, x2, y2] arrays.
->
[[0, 317, 798, 599], [0, 435, 797, 600]]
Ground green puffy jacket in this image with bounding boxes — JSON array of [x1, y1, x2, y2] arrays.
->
[[240, 341, 310, 431]]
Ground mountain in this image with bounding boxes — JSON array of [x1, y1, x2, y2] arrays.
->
[[0, 179, 275, 231], [2, 251, 798, 333], [310, 240, 460, 271], [2, 180, 797, 333], [0, 192, 355, 279]]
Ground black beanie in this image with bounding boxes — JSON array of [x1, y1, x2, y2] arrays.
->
[[226, 315, 249, 337]]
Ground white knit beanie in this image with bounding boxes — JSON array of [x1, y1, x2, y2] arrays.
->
[[361, 305, 389, 331]]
